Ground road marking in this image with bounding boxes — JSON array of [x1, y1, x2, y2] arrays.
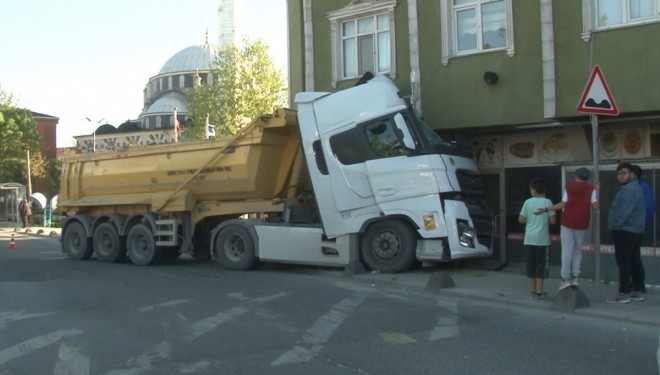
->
[[0, 329, 83, 365], [54, 342, 90, 375], [379, 332, 416, 344], [103, 341, 171, 375], [271, 292, 368, 366], [137, 299, 191, 313], [429, 299, 459, 341], [184, 292, 287, 340], [104, 292, 288, 374], [0, 311, 54, 329], [179, 360, 211, 374]]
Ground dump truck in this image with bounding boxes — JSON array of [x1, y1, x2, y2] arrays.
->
[[59, 75, 493, 273]]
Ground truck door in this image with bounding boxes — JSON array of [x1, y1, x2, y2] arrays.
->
[[362, 117, 439, 205]]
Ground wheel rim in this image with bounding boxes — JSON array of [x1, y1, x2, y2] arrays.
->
[[372, 231, 400, 261], [131, 234, 149, 259], [224, 234, 245, 261], [97, 231, 113, 256], [67, 228, 84, 255]]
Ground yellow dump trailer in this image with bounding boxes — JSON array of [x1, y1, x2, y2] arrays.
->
[[59, 109, 317, 267], [60, 109, 305, 219]]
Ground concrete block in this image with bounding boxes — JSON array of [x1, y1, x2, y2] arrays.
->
[[551, 287, 590, 313], [424, 272, 455, 293]]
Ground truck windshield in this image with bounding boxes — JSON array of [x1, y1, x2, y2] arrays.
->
[[407, 109, 472, 158]]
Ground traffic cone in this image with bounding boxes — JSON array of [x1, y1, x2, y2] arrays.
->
[[8, 234, 17, 250]]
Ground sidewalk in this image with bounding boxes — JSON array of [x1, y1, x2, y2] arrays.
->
[[345, 266, 660, 327], [1, 221, 656, 327]]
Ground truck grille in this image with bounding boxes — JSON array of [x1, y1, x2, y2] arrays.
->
[[455, 170, 494, 248]]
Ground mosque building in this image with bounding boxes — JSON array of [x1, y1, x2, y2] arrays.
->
[[75, 0, 236, 152]]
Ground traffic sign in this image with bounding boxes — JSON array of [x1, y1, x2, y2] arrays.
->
[[577, 65, 619, 116]]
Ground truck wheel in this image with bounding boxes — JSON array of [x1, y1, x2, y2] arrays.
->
[[62, 222, 93, 260], [215, 225, 258, 270], [127, 224, 162, 266], [360, 221, 417, 273], [93, 222, 126, 263]]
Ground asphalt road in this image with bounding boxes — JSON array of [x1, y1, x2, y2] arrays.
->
[[1, 236, 658, 375]]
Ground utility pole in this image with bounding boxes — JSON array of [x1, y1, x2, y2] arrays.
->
[[26, 150, 32, 197]]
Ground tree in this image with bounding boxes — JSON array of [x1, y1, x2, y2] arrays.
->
[[186, 37, 288, 138], [0, 87, 41, 184], [32, 158, 62, 199]]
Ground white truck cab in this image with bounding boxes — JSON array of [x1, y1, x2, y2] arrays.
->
[[295, 75, 493, 273]]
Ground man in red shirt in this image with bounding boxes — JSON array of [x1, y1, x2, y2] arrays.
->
[[537, 168, 598, 290]]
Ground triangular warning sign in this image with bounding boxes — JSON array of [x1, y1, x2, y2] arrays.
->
[[577, 65, 619, 116]]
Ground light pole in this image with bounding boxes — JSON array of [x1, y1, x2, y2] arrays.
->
[[86, 117, 105, 152]]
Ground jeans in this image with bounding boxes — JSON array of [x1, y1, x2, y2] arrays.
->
[[611, 230, 644, 294]]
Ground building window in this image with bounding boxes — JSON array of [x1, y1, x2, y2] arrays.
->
[[597, 0, 657, 27], [328, 0, 397, 87], [582, 0, 660, 40], [441, 0, 514, 65], [341, 14, 391, 78]]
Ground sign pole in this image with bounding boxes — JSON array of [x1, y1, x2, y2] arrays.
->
[[591, 114, 601, 301], [577, 65, 617, 302]]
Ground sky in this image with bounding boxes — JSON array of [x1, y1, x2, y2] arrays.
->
[[0, 0, 288, 148]]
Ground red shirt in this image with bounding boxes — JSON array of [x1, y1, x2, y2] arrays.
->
[[562, 181, 594, 229]]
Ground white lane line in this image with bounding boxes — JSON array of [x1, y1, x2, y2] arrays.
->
[[184, 292, 287, 340], [137, 299, 191, 313], [54, 342, 90, 375], [103, 341, 171, 375], [0, 311, 54, 329], [0, 329, 83, 365], [271, 292, 368, 366], [429, 299, 459, 341], [104, 292, 288, 374]]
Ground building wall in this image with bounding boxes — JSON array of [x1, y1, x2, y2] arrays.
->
[[33, 116, 58, 160], [287, 0, 660, 282]]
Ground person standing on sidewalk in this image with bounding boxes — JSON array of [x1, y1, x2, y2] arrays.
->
[[631, 165, 655, 294], [519, 177, 556, 300], [18, 197, 32, 228], [607, 162, 646, 304], [536, 167, 598, 291]]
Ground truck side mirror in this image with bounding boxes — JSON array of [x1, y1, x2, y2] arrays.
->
[[393, 114, 415, 150]]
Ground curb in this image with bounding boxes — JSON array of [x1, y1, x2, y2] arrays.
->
[[8, 227, 61, 238]]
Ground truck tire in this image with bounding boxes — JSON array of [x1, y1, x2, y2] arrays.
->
[[215, 225, 258, 270], [360, 220, 417, 273], [127, 224, 162, 266], [62, 222, 93, 260], [93, 222, 126, 263]]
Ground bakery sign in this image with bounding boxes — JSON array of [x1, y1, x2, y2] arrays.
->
[[577, 65, 619, 116]]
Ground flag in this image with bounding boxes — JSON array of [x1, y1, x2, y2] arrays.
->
[[204, 113, 215, 139], [173, 107, 179, 143]]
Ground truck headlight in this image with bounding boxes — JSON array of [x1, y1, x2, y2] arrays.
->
[[457, 220, 475, 248]]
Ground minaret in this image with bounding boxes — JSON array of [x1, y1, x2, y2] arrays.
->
[[218, 0, 237, 46]]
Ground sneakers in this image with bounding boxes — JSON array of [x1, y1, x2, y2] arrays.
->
[[630, 291, 645, 302], [558, 280, 572, 291], [607, 293, 631, 304], [571, 277, 579, 287], [530, 292, 548, 301]]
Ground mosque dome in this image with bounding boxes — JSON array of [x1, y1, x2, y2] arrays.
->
[[158, 43, 218, 75], [145, 92, 189, 114]]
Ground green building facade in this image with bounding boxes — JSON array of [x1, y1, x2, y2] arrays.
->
[[287, 0, 660, 285]]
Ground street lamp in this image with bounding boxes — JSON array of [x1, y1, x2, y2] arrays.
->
[[86, 117, 105, 152]]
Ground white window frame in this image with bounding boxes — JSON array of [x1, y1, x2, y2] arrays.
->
[[440, 0, 514, 66], [328, 0, 397, 87], [582, 0, 660, 41]]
